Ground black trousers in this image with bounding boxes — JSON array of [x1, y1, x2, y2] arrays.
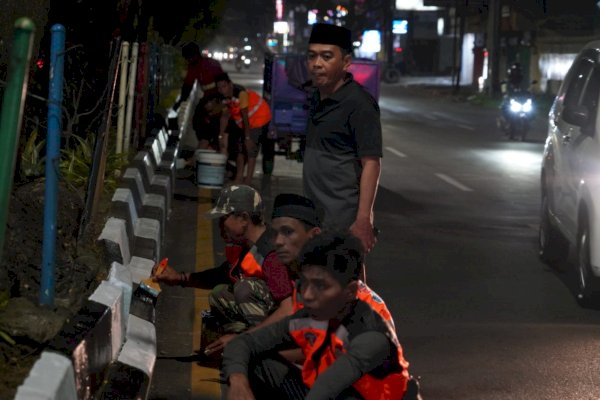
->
[[228, 352, 363, 400]]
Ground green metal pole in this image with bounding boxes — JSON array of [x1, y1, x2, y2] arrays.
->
[[0, 18, 36, 256]]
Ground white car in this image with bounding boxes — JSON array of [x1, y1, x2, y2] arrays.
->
[[539, 41, 600, 306]]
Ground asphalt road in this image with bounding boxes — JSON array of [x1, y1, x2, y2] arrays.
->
[[374, 81, 600, 399], [150, 68, 600, 400]]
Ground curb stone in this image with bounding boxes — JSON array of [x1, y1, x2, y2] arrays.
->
[[15, 83, 200, 399]]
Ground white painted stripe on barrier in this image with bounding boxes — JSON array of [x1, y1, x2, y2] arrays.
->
[[98, 217, 131, 265], [108, 262, 133, 332], [128, 256, 155, 284], [15, 351, 77, 400], [122, 168, 167, 231], [113, 188, 162, 253], [118, 314, 157, 376], [89, 281, 124, 361], [137, 217, 161, 246]]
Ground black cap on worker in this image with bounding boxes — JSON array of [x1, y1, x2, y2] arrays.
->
[[308, 23, 353, 53], [271, 193, 320, 228]]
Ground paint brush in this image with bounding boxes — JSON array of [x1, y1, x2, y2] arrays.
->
[[135, 257, 168, 299], [129, 258, 169, 322]]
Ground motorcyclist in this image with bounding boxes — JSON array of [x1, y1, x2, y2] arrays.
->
[[498, 62, 528, 135], [506, 62, 524, 93]]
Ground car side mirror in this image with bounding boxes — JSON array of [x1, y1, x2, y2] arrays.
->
[[563, 105, 589, 127]]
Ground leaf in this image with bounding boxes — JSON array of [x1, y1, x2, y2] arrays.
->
[[0, 330, 16, 346], [0, 290, 8, 309]]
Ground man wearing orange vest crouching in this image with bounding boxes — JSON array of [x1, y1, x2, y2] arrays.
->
[[222, 231, 421, 400], [153, 185, 293, 354], [216, 72, 272, 185]]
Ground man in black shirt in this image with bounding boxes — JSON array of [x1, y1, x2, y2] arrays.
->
[[302, 23, 382, 257]]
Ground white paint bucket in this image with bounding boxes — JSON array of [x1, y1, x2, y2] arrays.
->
[[195, 150, 227, 189]]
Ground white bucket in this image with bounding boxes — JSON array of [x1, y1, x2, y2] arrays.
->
[[195, 149, 227, 189]]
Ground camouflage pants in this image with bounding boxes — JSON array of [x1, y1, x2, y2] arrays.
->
[[208, 277, 276, 333]]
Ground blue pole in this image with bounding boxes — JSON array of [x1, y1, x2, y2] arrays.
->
[[40, 24, 65, 306]]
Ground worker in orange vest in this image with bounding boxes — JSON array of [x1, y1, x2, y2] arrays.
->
[[153, 185, 293, 345], [222, 231, 421, 400], [216, 72, 272, 185]]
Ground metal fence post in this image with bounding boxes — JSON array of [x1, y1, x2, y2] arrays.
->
[[40, 24, 66, 306], [0, 18, 35, 258]]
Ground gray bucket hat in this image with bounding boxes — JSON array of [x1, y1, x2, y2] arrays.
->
[[205, 185, 263, 219]]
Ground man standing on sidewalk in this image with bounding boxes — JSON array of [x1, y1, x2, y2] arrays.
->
[[302, 23, 382, 256]]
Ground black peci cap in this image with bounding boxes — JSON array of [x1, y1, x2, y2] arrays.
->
[[272, 193, 320, 228], [308, 23, 352, 53]]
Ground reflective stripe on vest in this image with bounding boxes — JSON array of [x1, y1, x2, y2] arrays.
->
[[239, 245, 265, 278], [228, 244, 265, 281], [233, 95, 264, 125]]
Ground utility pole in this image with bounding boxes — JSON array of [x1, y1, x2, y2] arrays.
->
[[487, 0, 501, 97], [382, 0, 400, 82]]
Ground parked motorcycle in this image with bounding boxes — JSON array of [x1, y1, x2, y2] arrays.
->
[[497, 89, 535, 141]]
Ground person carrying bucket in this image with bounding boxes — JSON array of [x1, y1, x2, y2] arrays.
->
[[216, 72, 272, 185]]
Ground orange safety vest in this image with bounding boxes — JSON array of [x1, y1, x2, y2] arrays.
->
[[289, 281, 410, 399], [228, 243, 266, 282], [223, 85, 271, 129]]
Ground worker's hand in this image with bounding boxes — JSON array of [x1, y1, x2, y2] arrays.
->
[[227, 373, 255, 400], [205, 333, 237, 356], [152, 265, 181, 286], [350, 217, 377, 254]]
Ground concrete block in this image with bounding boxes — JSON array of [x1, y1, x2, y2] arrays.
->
[[131, 151, 172, 212], [111, 188, 161, 262], [119, 314, 156, 376], [94, 362, 150, 400], [89, 281, 124, 361], [121, 169, 166, 237], [149, 139, 176, 191], [123, 167, 172, 220], [46, 300, 113, 399], [15, 351, 77, 400], [128, 256, 155, 284], [107, 262, 133, 338], [98, 217, 131, 266]]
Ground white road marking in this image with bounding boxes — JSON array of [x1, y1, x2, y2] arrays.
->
[[458, 124, 475, 131], [385, 146, 407, 158], [435, 173, 473, 192]]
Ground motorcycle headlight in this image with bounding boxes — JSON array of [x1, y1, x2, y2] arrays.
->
[[522, 99, 532, 113], [510, 99, 522, 112]]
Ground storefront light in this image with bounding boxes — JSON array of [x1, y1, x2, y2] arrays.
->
[[360, 30, 381, 53], [395, 0, 439, 10], [274, 21, 289, 34], [308, 9, 318, 25]]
